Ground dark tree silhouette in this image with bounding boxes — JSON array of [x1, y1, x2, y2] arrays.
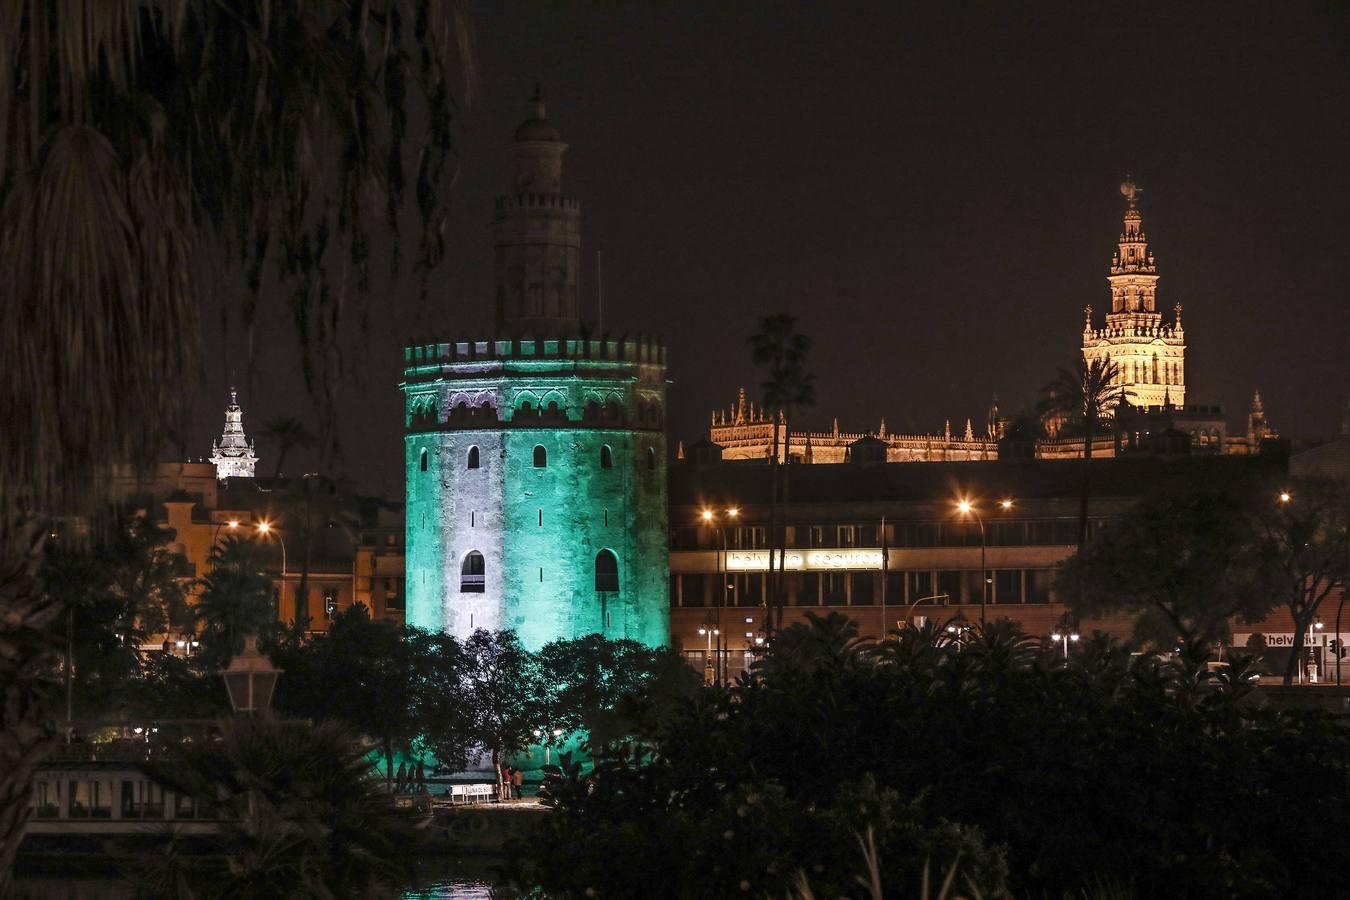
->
[[1058, 488, 1277, 647], [1038, 357, 1132, 547], [1250, 478, 1350, 684], [749, 315, 816, 634], [259, 417, 318, 479], [0, 3, 473, 885]]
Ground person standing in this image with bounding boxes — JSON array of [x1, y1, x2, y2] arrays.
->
[[513, 766, 524, 800]]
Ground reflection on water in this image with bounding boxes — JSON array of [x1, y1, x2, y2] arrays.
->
[[405, 881, 498, 899], [18, 858, 513, 900], [406, 857, 514, 898]]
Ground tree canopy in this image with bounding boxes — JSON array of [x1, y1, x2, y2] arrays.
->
[[513, 613, 1350, 899]]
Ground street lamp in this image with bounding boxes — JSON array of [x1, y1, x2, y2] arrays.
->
[[212, 518, 241, 545], [953, 497, 1015, 626], [1051, 630, 1080, 661], [532, 728, 565, 766], [697, 626, 720, 685], [1311, 618, 1325, 684], [255, 520, 290, 618], [219, 634, 281, 715], [955, 499, 988, 625], [700, 506, 739, 683]]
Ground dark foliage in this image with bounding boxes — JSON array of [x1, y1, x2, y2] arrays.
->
[[516, 612, 1350, 899], [145, 718, 418, 898]]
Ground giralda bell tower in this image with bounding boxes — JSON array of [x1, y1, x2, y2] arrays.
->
[[1082, 179, 1186, 408]]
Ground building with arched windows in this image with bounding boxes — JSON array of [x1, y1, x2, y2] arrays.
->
[[401, 90, 669, 650]]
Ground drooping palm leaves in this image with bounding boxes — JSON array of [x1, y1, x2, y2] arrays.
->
[[195, 535, 278, 668], [0, 3, 473, 885], [259, 417, 318, 479], [749, 315, 817, 634], [1038, 357, 1132, 546]]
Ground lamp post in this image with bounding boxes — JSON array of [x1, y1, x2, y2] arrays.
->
[[1051, 630, 1080, 661], [956, 498, 1012, 626], [220, 634, 281, 715], [1311, 618, 1324, 684], [212, 518, 242, 546], [701, 506, 739, 683], [898, 593, 950, 631], [255, 520, 290, 620], [532, 728, 565, 766], [1336, 593, 1347, 687], [697, 626, 720, 685]]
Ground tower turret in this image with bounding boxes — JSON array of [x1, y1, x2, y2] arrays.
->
[[209, 389, 258, 480], [493, 87, 582, 336], [1082, 179, 1186, 408]]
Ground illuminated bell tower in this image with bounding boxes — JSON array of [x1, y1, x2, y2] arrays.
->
[[209, 389, 258, 480], [402, 91, 669, 652], [1082, 179, 1186, 408]]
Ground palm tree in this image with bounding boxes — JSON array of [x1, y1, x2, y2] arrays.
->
[[749, 315, 816, 634], [195, 536, 277, 668], [1038, 357, 1132, 547], [259, 417, 318, 479], [144, 718, 418, 897], [0, 5, 471, 886]]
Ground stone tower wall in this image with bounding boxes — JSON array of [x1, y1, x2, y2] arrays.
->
[[401, 341, 670, 650]]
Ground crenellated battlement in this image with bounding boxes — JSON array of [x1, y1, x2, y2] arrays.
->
[[404, 334, 667, 375], [494, 192, 582, 213]]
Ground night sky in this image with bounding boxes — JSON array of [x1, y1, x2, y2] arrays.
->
[[192, 2, 1350, 499]]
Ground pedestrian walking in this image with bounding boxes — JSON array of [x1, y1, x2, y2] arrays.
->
[[395, 761, 407, 794], [513, 766, 524, 800]]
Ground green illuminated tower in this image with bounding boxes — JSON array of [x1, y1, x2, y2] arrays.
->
[[402, 90, 670, 651]]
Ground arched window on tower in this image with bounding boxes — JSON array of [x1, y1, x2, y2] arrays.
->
[[419, 449, 428, 472], [461, 551, 485, 593], [595, 550, 619, 593], [533, 445, 548, 468], [467, 446, 480, 470], [600, 445, 613, 469], [647, 447, 657, 471]]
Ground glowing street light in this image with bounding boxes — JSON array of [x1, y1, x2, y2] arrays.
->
[[1052, 630, 1080, 661], [700, 506, 741, 683], [697, 626, 720, 684], [532, 727, 566, 766], [211, 518, 241, 544], [254, 520, 290, 618], [952, 496, 1017, 625], [1279, 491, 1292, 504]]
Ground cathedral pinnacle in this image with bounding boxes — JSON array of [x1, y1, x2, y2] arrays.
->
[[209, 388, 258, 480]]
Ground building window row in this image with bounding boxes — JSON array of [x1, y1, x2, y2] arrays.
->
[[671, 568, 1056, 608], [675, 518, 1098, 551]]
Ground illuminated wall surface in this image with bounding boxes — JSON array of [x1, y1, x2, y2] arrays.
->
[[402, 339, 670, 650]]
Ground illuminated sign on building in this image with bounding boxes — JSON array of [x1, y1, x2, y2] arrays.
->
[[724, 549, 885, 572]]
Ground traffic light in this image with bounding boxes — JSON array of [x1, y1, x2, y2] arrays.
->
[[1331, 638, 1347, 659]]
